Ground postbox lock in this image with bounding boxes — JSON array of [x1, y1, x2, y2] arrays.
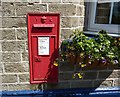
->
[[41, 16, 47, 23], [34, 57, 41, 62]]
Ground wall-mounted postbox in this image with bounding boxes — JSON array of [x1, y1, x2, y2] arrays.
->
[[27, 13, 60, 84]]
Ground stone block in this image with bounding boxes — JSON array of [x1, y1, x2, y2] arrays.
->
[[4, 63, 29, 73], [25, 41, 28, 51], [113, 79, 120, 86], [108, 70, 120, 78], [15, 3, 47, 16], [16, 41, 26, 51], [61, 29, 73, 39], [59, 72, 73, 81], [71, 17, 79, 27], [77, 6, 85, 16], [22, 51, 28, 61], [70, 80, 93, 88], [98, 70, 114, 79], [82, 71, 98, 80], [2, 41, 17, 51], [2, 2, 15, 16], [8, 84, 31, 90], [0, 6, 2, 16], [62, 0, 84, 4], [16, 29, 27, 40], [2, 85, 9, 91], [0, 29, 16, 40], [59, 61, 74, 72], [19, 74, 29, 82], [61, 17, 72, 28], [2, 41, 25, 51], [46, 81, 71, 89], [42, 0, 61, 3], [2, 53, 21, 62], [28, 0, 40, 3], [2, 17, 26, 28], [78, 17, 84, 26], [93, 80, 113, 88], [2, 0, 28, 2], [61, 17, 79, 28], [0, 64, 3, 73], [49, 4, 76, 16], [2, 74, 17, 83]]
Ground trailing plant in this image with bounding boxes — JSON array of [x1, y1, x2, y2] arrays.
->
[[60, 30, 120, 78]]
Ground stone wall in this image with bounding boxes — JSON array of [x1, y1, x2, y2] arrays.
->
[[0, 0, 120, 91]]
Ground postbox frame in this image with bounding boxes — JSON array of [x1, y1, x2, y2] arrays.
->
[[27, 13, 60, 84]]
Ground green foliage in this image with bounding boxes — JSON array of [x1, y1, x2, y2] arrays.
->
[[61, 30, 120, 69]]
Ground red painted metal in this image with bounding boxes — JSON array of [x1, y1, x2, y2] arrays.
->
[[27, 13, 60, 84]]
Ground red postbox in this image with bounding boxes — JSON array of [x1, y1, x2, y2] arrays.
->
[[27, 13, 60, 84]]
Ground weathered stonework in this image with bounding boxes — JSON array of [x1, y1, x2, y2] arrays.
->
[[2, 17, 26, 28], [2, 74, 17, 83], [1, 0, 119, 91], [19, 74, 29, 82], [2, 2, 15, 16], [4, 63, 29, 73], [15, 3, 47, 16], [2, 53, 21, 62], [16, 29, 27, 40], [0, 29, 16, 40], [49, 4, 76, 16]]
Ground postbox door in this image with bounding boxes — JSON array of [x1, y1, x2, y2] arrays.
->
[[31, 36, 58, 82]]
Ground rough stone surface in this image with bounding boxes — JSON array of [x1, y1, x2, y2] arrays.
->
[[2, 41, 17, 51], [0, 29, 16, 40], [61, 29, 73, 39], [70, 80, 93, 88], [19, 74, 29, 82], [15, 3, 47, 16], [16, 29, 27, 40], [2, 2, 15, 16], [2, 85, 9, 91], [59, 72, 73, 81], [61, 17, 72, 28], [4, 63, 29, 73], [8, 84, 31, 90], [2, 41, 25, 51], [46, 81, 71, 89], [82, 71, 98, 80], [59, 61, 74, 71], [0, 63, 3, 73], [1, 0, 119, 91], [77, 6, 85, 16], [2, 74, 17, 83], [2, 17, 26, 28], [42, 0, 61, 3], [71, 17, 79, 27], [16, 41, 26, 51], [2, 0, 28, 2], [22, 51, 28, 61], [2, 53, 21, 62], [79, 17, 84, 26], [114, 79, 120, 86], [98, 70, 115, 79], [93, 80, 113, 87], [49, 4, 76, 16], [62, 0, 84, 4]]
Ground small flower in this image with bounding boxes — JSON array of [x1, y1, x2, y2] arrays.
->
[[88, 61, 92, 65], [97, 58, 100, 61], [102, 59, 106, 63], [88, 55, 92, 59], [113, 60, 118, 64]]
